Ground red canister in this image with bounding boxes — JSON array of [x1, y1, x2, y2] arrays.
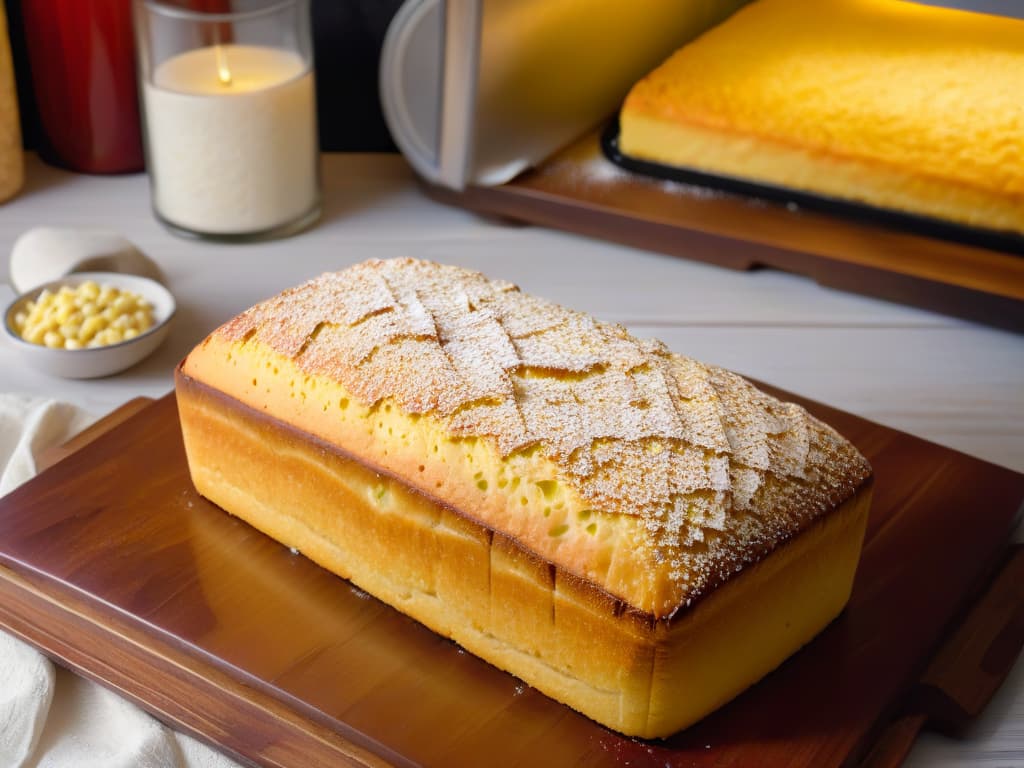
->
[[21, 0, 144, 174]]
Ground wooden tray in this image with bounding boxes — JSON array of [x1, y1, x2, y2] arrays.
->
[[0, 391, 1021, 768], [424, 129, 1024, 332]]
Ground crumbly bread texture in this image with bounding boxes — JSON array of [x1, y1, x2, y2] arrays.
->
[[176, 258, 872, 736], [620, 0, 1024, 235]]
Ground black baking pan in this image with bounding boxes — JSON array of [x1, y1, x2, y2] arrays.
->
[[602, 117, 1024, 257]]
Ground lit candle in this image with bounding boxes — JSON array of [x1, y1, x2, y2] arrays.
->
[[142, 43, 319, 237]]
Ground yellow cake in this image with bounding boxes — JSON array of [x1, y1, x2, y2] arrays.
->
[[176, 258, 872, 737], [620, 0, 1024, 235]]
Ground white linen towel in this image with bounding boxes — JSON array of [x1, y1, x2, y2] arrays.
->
[[0, 394, 242, 768]]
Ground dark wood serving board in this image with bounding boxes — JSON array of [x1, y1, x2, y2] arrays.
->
[[0, 391, 1021, 768], [424, 129, 1024, 332]]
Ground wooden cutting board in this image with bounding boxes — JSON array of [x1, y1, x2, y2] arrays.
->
[[0, 391, 1021, 768]]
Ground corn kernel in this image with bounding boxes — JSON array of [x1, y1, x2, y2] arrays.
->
[[79, 281, 100, 300], [17, 281, 154, 350], [80, 315, 105, 342], [55, 304, 74, 324], [112, 295, 135, 313]]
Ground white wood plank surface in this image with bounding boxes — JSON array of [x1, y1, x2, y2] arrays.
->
[[0, 153, 1021, 767]]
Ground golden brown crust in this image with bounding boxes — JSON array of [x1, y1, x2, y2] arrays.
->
[[176, 258, 876, 735], [179, 368, 652, 625], [182, 258, 870, 617], [175, 370, 872, 736]]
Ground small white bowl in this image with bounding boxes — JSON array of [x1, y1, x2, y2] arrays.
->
[[2, 272, 176, 379]]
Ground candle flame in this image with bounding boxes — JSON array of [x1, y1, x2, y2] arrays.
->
[[215, 45, 232, 86]]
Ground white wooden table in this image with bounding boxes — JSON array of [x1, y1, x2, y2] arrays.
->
[[0, 153, 1021, 767]]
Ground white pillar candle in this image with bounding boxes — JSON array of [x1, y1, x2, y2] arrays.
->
[[143, 44, 318, 235]]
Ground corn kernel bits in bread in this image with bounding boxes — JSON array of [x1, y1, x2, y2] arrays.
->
[[13, 280, 154, 350], [176, 258, 872, 737]]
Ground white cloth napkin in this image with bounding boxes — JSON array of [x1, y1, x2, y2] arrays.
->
[[0, 394, 243, 768]]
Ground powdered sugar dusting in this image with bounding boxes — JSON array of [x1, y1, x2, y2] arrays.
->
[[217, 259, 871, 612]]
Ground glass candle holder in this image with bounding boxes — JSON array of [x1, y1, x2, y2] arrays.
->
[[134, 0, 321, 241]]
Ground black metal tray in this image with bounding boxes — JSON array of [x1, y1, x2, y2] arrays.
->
[[601, 118, 1024, 257]]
